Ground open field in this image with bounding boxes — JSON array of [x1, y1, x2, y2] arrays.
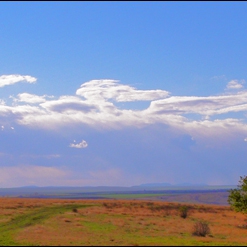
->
[[0, 186, 233, 205], [0, 198, 247, 246], [138, 191, 229, 205]]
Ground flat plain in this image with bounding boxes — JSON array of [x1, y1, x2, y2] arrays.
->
[[0, 198, 247, 246]]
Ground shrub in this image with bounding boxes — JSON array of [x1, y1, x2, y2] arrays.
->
[[72, 208, 78, 213], [179, 205, 188, 219], [192, 221, 211, 237], [228, 175, 247, 214]]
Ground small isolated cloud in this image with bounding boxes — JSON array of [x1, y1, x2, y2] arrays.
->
[[244, 138, 247, 142], [226, 79, 245, 89], [0, 74, 37, 88], [69, 140, 88, 149]]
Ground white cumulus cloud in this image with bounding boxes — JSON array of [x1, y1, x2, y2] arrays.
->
[[13, 93, 52, 104], [0, 74, 37, 88], [1, 77, 247, 138], [76, 79, 170, 102], [226, 79, 245, 89], [69, 140, 88, 149]]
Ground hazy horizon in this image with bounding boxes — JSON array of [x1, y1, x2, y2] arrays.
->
[[0, 183, 237, 189]]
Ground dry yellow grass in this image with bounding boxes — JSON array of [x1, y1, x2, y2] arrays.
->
[[0, 198, 246, 246]]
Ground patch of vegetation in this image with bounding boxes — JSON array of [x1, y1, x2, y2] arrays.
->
[[0, 199, 246, 246], [100, 193, 166, 199], [179, 205, 189, 218], [82, 220, 116, 232], [192, 221, 211, 237], [228, 175, 247, 214], [72, 208, 78, 213], [0, 204, 92, 246]]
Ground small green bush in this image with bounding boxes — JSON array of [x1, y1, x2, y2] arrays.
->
[[179, 206, 188, 219]]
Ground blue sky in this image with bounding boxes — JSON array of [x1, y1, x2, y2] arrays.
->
[[0, 2, 247, 187]]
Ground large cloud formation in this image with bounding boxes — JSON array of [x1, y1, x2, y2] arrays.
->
[[2, 76, 247, 140], [1, 75, 247, 186]]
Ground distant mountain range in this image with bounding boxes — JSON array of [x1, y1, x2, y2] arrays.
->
[[0, 184, 236, 198], [16, 183, 209, 189], [135, 182, 208, 187], [1, 183, 235, 192]]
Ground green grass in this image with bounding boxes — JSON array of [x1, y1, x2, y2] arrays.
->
[[0, 200, 246, 246], [82, 221, 116, 232], [100, 193, 167, 199], [79, 217, 245, 246], [0, 204, 93, 246]]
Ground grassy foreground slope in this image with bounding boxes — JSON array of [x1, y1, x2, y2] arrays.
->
[[0, 198, 247, 246]]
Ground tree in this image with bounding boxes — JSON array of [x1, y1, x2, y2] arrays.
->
[[228, 176, 247, 213]]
